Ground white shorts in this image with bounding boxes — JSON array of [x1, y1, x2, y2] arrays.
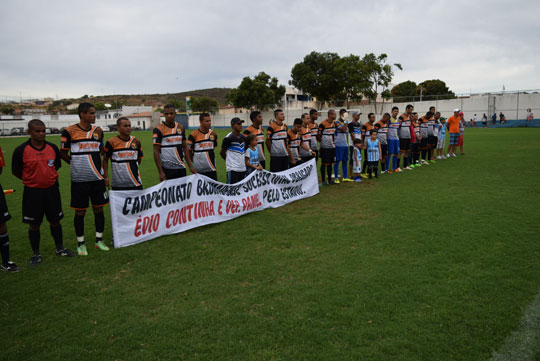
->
[[353, 165, 361, 174], [437, 137, 445, 149]]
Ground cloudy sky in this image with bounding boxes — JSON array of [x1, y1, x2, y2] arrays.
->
[[1, 0, 539, 100]]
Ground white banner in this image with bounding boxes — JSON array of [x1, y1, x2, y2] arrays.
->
[[109, 159, 319, 248]]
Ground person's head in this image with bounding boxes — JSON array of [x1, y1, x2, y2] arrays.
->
[[328, 109, 336, 121], [382, 113, 390, 123], [353, 138, 363, 149], [339, 108, 348, 119], [474, 113, 477, 116], [199, 112, 211, 131], [370, 130, 378, 140], [440, 117, 446, 123], [116, 117, 131, 137], [454, 108, 460, 116], [301, 113, 310, 126], [352, 111, 361, 122], [411, 112, 418, 121], [425, 111, 433, 119], [459, 111, 464, 118], [163, 104, 176, 123], [368, 113, 375, 123], [78, 102, 96, 123], [309, 109, 318, 120], [27, 119, 46, 142], [230, 117, 244, 133], [429, 106, 435, 113], [292, 118, 302, 133], [246, 134, 257, 147], [391, 106, 399, 118], [405, 104, 414, 114], [274, 109, 284, 122], [249, 111, 262, 126], [434, 111, 441, 120]]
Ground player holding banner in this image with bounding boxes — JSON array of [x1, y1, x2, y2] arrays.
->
[[0, 146, 19, 272]]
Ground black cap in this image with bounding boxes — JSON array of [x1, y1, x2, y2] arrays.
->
[[231, 117, 244, 125]]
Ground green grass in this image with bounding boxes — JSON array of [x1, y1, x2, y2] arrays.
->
[[0, 128, 539, 360]]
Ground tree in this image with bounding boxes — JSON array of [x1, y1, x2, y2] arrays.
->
[[227, 72, 285, 110], [93, 102, 107, 111], [390, 81, 418, 102], [417, 79, 455, 101], [290, 51, 343, 107], [191, 96, 219, 112], [0, 105, 15, 115], [362, 53, 402, 114], [335, 54, 371, 107]]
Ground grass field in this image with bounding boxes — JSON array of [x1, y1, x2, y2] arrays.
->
[[0, 127, 539, 360]]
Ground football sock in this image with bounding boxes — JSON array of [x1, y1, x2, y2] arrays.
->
[[320, 164, 326, 182], [50, 224, 64, 251], [381, 159, 386, 172], [334, 163, 339, 179], [362, 159, 367, 174], [29, 229, 40, 255], [386, 156, 390, 170], [374, 166, 379, 178], [95, 212, 105, 233], [74, 214, 85, 245], [326, 165, 332, 182], [0, 232, 9, 265], [393, 156, 398, 170], [421, 149, 427, 160], [428, 150, 432, 161], [341, 161, 348, 179]]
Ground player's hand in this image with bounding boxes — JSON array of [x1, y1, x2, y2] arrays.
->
[[104, 177, 110, 188], [291, 160, 296, 166], [159, 171, 166, 182], [257, 165, 263, 170], [189, 166, 197, 174]]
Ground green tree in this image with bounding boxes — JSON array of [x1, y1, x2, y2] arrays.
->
[[290, 51, 343, 107], [417, 79, 455, 101], [191, 96, 219, 112], [335, 54, 371, 107], [0, 105, 15, 115], [227, 72, 285, 110], [93, 102, 107, 111], [391, 81, 418, 102], [362, 53, 402, 114]]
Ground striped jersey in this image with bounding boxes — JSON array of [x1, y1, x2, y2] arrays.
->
[[266, 122, 288, 157], [318, 119, 336, 149], [413, 120, 421, 141], [398, 114, 411, 139], [287, 129, 301, 161], [348, 121, 362, 142], [367, 138, 380, 162], [374, 120, 388, 145], [427, 117, 436, 136], [153, 122, 186, 170], [433, 121, 440, 137], [299, 126, 312, 158], [353, 147, 362, 169], [61, 124, 104, 182], [308, 122, 318, 151], [419, 116, 429, 138], [187, 128, 218, 173], [361, 122, 375, 140], [104, 136, 143, 189], [222, 132, 246, 172], [334, 120, 348, 147], [243, 125, 265, 161], [388, 117, 400, 140], [439, 123, 446, 138]]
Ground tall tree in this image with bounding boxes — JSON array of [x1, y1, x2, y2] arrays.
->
[[290, 51, 343, 107], [362, 53, 402, 114], [227, 72, 285, 110], [191, 96, 219, 112], [335, 54, 371, 107], [390, 80, 418, 102], [417, 79, 455, 101]]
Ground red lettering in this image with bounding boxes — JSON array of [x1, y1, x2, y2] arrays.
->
[[134, 216, 142, 237]]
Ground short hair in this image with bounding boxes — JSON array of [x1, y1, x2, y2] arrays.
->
[[246, 134, 256, 144], [78, 102, 94, 117], [353, 138, 362, 145], [368, 112, 375, 119], [429, 106, 435, 111], [328, 109, 335, 116], [435, 111, 441, 115], [249, 111, 261, 121], [274, 109, 283, 118], [199, 112, 210, 121], [383, 113, 391, 118], [309, 109, 318, 116], [370, 130, 378, 135], [406, 104, 414, 110], [28, 119, 45, 130], [163, 104, 175, 111], [392, 106, 399, 112], [116, 116, 130, 126], [425, 111, 433, 118], [293, 118, 302, 126], [339, 108, 347, 115], [412, 112, 418, 116], [301, 112, 309, 120]]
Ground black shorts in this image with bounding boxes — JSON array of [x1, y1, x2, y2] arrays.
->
[[399, 138, 411, 151], [320, 148, 336, 165], [71, 180, 109, 210], [420, 138, 428, 149], [270, 156, 289, 172], [163, 168, 187, 180], [227, 171, 245, 184], [411, 142, 420, 153], [349, 146, 354, 165], [23, 184, 64, 224], [380, 144, 388, 158], [112, 185, 143, 191], [199, 171, 217, 181], [0, 184, 11, 223], [428, 135, 438, 146], [259, 160, 266, 170]]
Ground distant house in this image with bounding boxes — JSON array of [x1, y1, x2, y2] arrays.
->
[[123, 111, 160, 130]]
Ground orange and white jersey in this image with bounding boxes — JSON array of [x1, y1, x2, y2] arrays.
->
[[308, 122, 318, 150], [266, 122, 288, 157], [287, 129, 301, 161], [318, 119, 336, 149], [104, 136, 143, 188], [153, 122, 186, 170], [187, 129, 218, 173], [243, 125, 265, 161], [299, 126, 312, 157], [61, 124, 104, 182]]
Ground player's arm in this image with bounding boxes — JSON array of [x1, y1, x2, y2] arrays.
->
[[317, 124, 323, 142], [136, 139, 143, 165], [180, 127, 196, 174], [152, 129, 166, 181], [338, 121, 348, 132], [378, 142, 382, 161], [102, 141, 112, 187], [11, 145, 23, 180], [60, 130, 71, 164], [265, 127, 272, 153], [96, 128, 105, 156], [220, 137, 229, 161]]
